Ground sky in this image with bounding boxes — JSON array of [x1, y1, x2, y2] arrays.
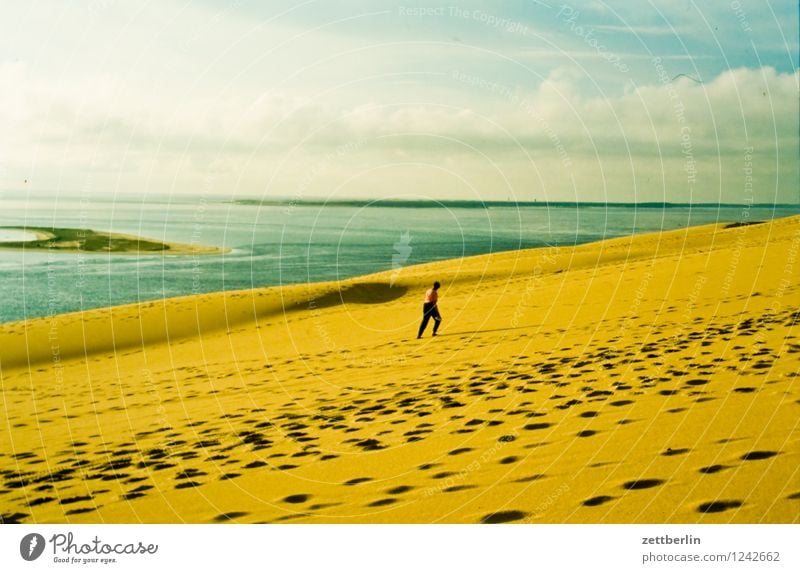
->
[[0, 0, 797, 203]]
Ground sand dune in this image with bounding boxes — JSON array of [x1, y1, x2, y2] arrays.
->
[[1, 216, 798, 524]]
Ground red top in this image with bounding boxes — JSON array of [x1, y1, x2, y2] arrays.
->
[[424, 288, 438, 304]]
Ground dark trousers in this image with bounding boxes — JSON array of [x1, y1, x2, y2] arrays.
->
[[418, 302, 441, 337]]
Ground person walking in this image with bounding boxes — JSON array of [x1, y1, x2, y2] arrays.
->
[[417, 281, 442, 338]]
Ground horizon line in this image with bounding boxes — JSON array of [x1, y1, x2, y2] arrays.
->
[[1, 192, 798, 208]]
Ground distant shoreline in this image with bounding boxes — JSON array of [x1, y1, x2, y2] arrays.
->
[[231, 198, 800, 209], [0, 226, 228, 255]]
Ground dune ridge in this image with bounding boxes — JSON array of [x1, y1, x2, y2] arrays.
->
[[0, 215, 798, 524]]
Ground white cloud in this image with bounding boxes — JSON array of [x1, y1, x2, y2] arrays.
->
[[1, 60, 796, 203]]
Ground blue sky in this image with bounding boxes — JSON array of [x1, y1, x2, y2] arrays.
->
[[0, 0, 797, 202]]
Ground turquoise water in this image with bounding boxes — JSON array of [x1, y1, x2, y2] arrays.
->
[[0, 193, 797, 323]]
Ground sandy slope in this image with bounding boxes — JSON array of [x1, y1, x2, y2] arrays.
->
[[0, 216, 798, 524]]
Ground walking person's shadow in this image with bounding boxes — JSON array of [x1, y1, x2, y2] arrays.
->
[[425, 325, 535, 338]]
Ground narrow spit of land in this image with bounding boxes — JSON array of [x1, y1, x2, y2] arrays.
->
[[0, 226, 227, 255]]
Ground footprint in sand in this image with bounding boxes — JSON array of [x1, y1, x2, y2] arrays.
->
[[367, 498, 398, 507], [309, 503, 341, 510], [513, 474, 546, 483], [0, 512, 29, 523], [417, 463, 440, 471], [448, 448, 473, 456], [213, 512, 250, 522], [524, 422, 552, 431], [622, 479, 665, 490], [443, 485, 476, 492], [697, 500, 742, 513], [343, 477, 373, 486], [60, 495, 94, 505], [740, 451, 778, 461], [128, 484, 153, 493], [175, 469, 206, 480], [355, 439, 385, 451], [582, 495, 615, 507], [662, 448, 690, 456], [27, 496, 56, 507], [65, 507, 96, 516], [480, 510, 528, 524], [699, 464, 730, 474], [175, 481, 202, 489], [274, 514, 307, 522], [386, 485, 414, 494]]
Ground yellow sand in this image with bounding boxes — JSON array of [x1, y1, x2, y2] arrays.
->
[[1, 216, 798, 524]]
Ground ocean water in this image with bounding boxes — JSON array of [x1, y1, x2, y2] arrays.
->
[[0, 194, 797, 323]]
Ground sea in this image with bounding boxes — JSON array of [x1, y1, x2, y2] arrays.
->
[[1, 193, 797, 323]]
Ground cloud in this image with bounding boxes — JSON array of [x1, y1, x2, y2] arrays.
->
[[1, 59, 796, 203]]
